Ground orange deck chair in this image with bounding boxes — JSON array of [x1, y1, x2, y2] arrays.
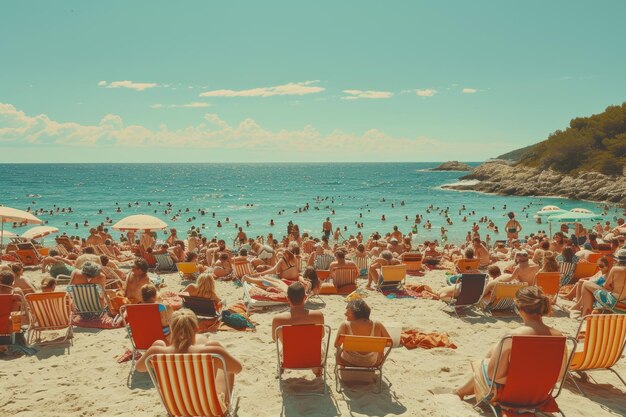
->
[[302, 240, 316, 255], [275, 324, 331, 395], [568, 314, 626, 395], [0, 294, 21, 345], [335, 334, 393, 393], [25, 292, 73, 347], [475, 335, 576, 417], [482, 282, 528, 314], [233, 260, 254, 281], [176, 262, 199, 280], [146, 353, 235, 417], [402, 252, 423, 276], [534, 272, 561, 304], [456, 258, 480, 273], [377, 264, 407, 293], [121, 304, 168, 383], [573, 260, 599, 280]]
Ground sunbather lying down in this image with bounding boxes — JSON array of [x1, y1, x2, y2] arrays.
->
[[243, 266, 320, 295]]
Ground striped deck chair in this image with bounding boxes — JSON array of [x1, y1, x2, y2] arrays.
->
[[55, 244, 70, 257], [482, 282, 527, 314], [332, 266, 358, 290], [55, 236, 74, 252], [67, 284, 107, 316], [25, 292, 73, 346], [154, 253, 177, 272], [302, 240, 316, 255], [233, 260, 254, 280], [314, 253, 334, 280], [352, 255, 370, 277], [402, 253, 423, 276], [14, 248, 42, 266], [146, 353, 235, 417], [569, 314, 626, 395], [557, 255, 579, 286]]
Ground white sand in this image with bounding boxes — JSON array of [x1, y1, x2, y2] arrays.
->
[[2, 267, 625, 417]]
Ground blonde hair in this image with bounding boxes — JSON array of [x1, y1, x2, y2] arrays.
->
[[515, 286, 552, 316], [170, 308, 198, 352], [195, 273, 219, 301], [540, 250, 559, 273]]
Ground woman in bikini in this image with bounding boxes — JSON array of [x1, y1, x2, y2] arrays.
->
[[454, 286, 567, 401], [182, 273, 222, 309], [335, 299, 390, 367], [135, 309, 242, 408], [504, 212, 521, 243], [212, 252, 234, 280], [244, 247, 303, 292]]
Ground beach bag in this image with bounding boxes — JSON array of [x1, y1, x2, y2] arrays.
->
[[221, 310, 254, 329]]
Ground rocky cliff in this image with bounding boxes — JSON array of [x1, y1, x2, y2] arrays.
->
[[431, 161, 473, 171], [441, 160, 626, 204]]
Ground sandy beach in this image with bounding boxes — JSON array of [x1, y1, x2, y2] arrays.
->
[[2, 264, 625, 417]]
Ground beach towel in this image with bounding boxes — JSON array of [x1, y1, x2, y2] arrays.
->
[[246, 285, 288, 302], [404, 284, 440, 300], [160, 291, 183, 310], [72, 313, 123, 329], [400, 329, 457, 350]]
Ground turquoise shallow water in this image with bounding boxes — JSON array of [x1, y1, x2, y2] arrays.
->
[[0, 163, 618, 244]]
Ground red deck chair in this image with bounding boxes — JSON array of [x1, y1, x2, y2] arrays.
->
[[0, 294, 21, 345], [275, 324, 331, 395], [475, 335, 576, 417], [121, 304, 168, 383]]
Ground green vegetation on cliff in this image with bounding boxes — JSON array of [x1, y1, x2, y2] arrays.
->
[[500, 103, 626, 176]]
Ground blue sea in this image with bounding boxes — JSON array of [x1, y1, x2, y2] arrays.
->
[[0, 163, 618, 244]]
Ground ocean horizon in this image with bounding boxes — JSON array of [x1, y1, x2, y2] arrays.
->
[[1, 162, 616, 244]]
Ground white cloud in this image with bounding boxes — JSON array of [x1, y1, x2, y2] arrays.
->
[[341, 90, 393, 100], [0, 102, 440, 157], [416, 89, 437, 97], [199, 81, 324, 98], [462, 88, 478, 94], [99, 80, 158, 91], [151, 102, 211, 109]]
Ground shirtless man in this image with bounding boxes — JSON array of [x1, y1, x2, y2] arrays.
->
[[387, 238, 404, 257], [124, 258, 151, 304], [366, 250, 401, 290], [140, 230, 155, 251], [322, 218, 332, 239], [272, 282, 325, 348], [509, 251, 540, 285], [390, 225, 403, 242], [550, 232, 565, 253], [233, 227, 247, 247], [329, 250, 358, 276], [86, 228, 104, 247], [471, 238, 491, 268]]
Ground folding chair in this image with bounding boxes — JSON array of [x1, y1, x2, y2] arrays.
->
[[25, 292, 73, 346], [314, 254, 334, 280], [153, 253, 177, 272], [120, 304, 167, 383], [335, 334, 393, 393], [558, 259, 578, 286], [233, 260, 254, 281], [0, 294, 21, 345], [482, 282, 527, 314], [67, 284, 108, 316], [534, 272, 560, 305], [456, 258, 480, 273], [573, 260, 599, 280], [568, 314, 626, 395], [475, 335, 576, 417], [146, 353, 235, 417], [352, 255, 370, 277], [377, 265, 406, 293], [176, 262, 199, 280], [402, 253, 423, 276], [275, 324, 331, 395], [180, 295, 219, 319], [332, 266, 358, 292], [445, 273, 486, 315]]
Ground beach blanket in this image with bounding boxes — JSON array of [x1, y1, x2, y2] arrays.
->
[[400, 329, 457, 350], [160, 291, 183, 310], [246, 285, 288, 302], [72, 313, 123, 329]]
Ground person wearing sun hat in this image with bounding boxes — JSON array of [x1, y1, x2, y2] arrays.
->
[[579, 249, 626, 316]]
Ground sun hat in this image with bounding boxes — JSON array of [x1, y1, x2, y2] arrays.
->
[[613, 249, 626, 262]]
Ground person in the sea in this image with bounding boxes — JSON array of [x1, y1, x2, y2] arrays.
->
[[504, 212, 521, 243], [135, 308, 243, 406], [453, 286, 567, 401], [334, 299, 391, 367]]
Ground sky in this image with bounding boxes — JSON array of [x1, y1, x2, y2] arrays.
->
[[1, 1, 625, 163]]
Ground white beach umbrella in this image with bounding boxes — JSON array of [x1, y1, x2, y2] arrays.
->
[[542, 205, 562, 211], [0, 206, 43, 250], [22, 225, 59, 240], [0, 230, 17, 239], [535, 206, 567, 218], [112, 214, 167, 232], [571, 208, 593, 214]]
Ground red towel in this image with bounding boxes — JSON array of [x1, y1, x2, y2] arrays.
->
[[404, 284, 440, 300]]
